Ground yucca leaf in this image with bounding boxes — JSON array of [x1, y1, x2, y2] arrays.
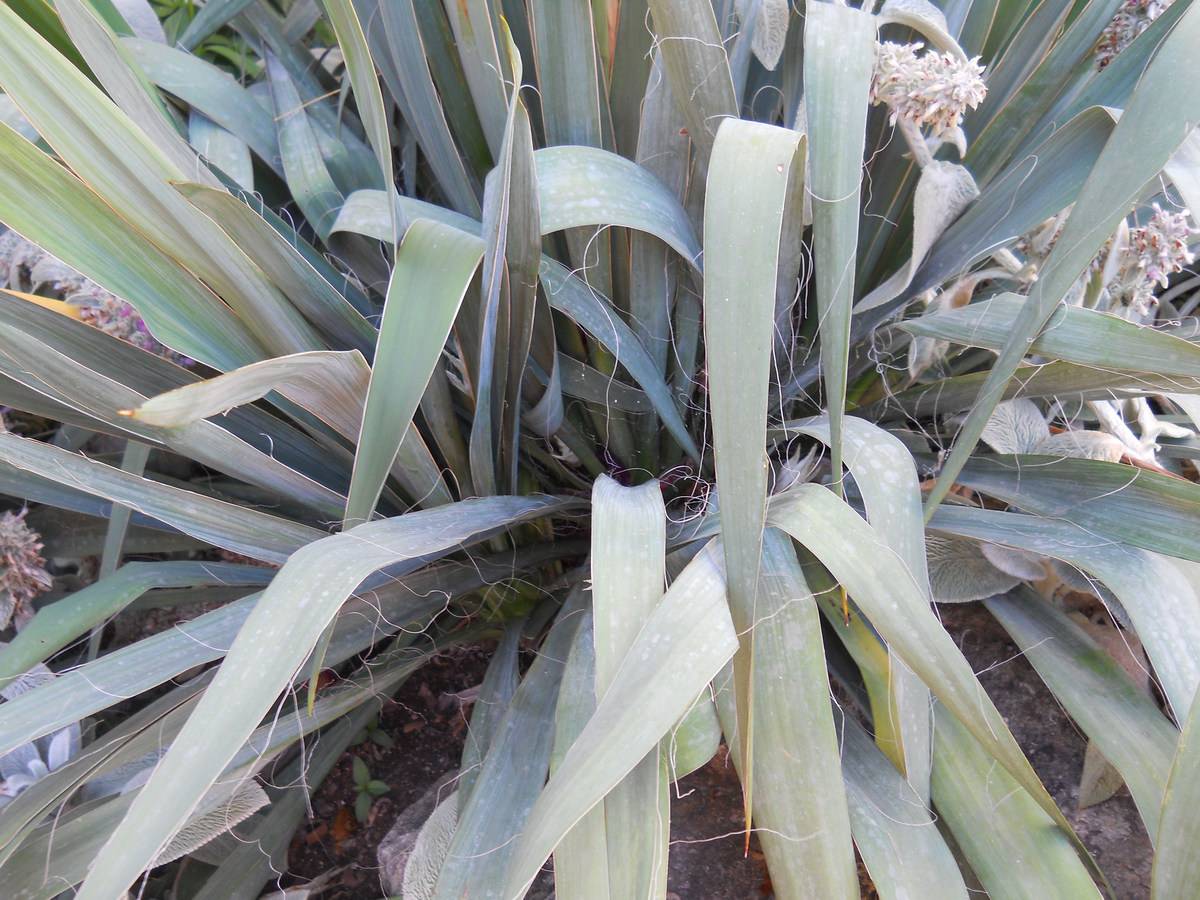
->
[[123, 38, 282, 177], [985, 589, 1177, 838], [530, 0, 606, 148], [930, 505, 1200, 721], [783, 416, 934, 799], [177, 0, 256, 49], [322, 0, 402, 242], [904, 293, 1200, 376], [539, 258, 701, 462], [0, 4, 323, 360], [877, 360, 1200, 419], [188, 111, 253, 190], [1155, 676, 1200, 897], [0, 308, 346, 516], [176, 182, 377, 353], [364, 0, 482, 216], [931, 703, 1104, 899], [74, 496, 565, 898], [956, 455, 1200, 564], [442, 0, 510, 157], [904, 106, 1114, 305], [704, 117, 805, 833], [551, 609, 609, 899], [55, 0, 209, 185], [588, 476, 670, 897], [345, 219, 485, 524], [0, 121, 258, 369], [838, 705, 969, 899], [643, 0, 737, 160], [768, 484, 1094, 871], [266, 51, 345, 241], [965, 0, 1120, 183], [713, 529, 857, 899], [0, 431, 324, 563], [472, 26, 538, 496], [803, 1, 875, 479], [536, 146, 701, 268], [458, 622, 523, 811], [432, 589, 587, 899], [0, 561, 273, 689], [503, 542, 739, 900]]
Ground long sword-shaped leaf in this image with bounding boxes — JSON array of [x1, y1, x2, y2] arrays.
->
[[0, 431, 323, 563], [0, 311, 346, 516], [123, 348, 448, 520], [55, 0, 211, 185], [713, 529, 857, 899], [502, 543, 739, 900], [704, 117, 805, 830], [876, 361, 1200, 419], [471, 27, 538, 496], [75, 496, 566, 899], [367, 0, 481, 216], [123, 38, 281, 176], [551, 612, 609, 899], [1155, 678, 1200, 897], [783, 416, 933, 799], [322, 0, 402, 244], [930, 505, 1200, 722], [0, 562, 273, 688], [536, 146, 701, 269], [768, 484, 1095, 869], [955, 455, 1200, 564], [984, 589, 1177, 838], [432, 590, 587, 899], [931, 703, 1104, 900], [643, 0, 737, 161], [345, 220, 485, 524], [333, 189, 700, 460], [175, 183, 377, 353], [803, 2, 874, 479], [0, 120, 258, 369], [903, 293, 1200, 376], [590, 475, 669, 898], [0, 5, 321, 360], [837, 705, 969, 899], [925, 3, 1200, 517]]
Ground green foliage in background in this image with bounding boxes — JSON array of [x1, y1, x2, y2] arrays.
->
[[0, 0, 1197, 896]]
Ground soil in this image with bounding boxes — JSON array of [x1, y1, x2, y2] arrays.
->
[[282, 602, 1152, 900]]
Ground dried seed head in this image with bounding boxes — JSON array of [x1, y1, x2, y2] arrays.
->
[[871, 42, 986, 136], [1128, 203, 1198, 288], [1095, 0, 1172, 69], [0, 509, 51, 632]]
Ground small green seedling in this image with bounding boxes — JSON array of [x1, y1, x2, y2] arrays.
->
[[351, 755, 390, 822], [352, 714, 395, 751]]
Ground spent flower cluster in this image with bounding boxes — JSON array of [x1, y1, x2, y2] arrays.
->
[[870, 42, 986, 136], [1107, 204, 1197, 316], [0, 509, 51, 632], [1095, 0, 1173, 69], [0, 230, 191, 365]]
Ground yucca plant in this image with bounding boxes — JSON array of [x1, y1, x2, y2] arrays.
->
[[0, 0, 1197, 896]]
